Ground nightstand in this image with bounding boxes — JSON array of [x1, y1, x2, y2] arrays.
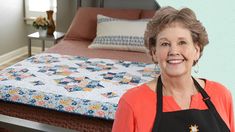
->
[[27, 31, 65, 57]]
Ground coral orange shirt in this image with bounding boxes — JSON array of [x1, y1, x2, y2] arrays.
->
[[112, 79, 234, 132]]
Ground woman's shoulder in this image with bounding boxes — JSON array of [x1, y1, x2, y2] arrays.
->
[[204, 79, 232, 99], [120, 84, 155, 105], [205, 79, 230, 92]]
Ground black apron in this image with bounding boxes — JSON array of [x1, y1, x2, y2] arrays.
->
[[152, 76, 230, 132]]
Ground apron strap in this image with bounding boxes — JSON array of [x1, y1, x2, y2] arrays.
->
[[152, 76, 163, 132], [192, 77, 229, 129], [192, 77, 219, 112]]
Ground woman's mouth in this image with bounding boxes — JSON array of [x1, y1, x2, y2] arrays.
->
[[167, 59, 184, 64]]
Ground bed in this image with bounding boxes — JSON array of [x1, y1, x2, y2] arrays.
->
[[0, 4, 158, 132]]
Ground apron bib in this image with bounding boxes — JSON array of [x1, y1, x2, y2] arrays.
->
[[152, 77, 230, 132]]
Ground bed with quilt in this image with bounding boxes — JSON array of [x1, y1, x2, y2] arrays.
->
[[0, 7, 157, 131]]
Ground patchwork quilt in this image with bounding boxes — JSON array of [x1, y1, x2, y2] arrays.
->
[[0, 53, 159, 120]]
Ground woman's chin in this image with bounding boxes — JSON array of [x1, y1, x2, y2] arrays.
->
[[164, 70, 188, 77]]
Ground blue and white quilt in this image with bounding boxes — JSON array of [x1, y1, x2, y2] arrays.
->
[[0, 53, 159, 119]]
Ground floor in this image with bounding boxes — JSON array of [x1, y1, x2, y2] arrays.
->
[[0, 114, 76, 132]]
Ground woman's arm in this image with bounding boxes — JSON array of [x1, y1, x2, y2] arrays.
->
[[227, 91, 234, 132], [112, 98, 135, 132]]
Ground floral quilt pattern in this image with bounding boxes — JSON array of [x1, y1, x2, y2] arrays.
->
[[0, 68, 35, 81], [76, 60, 116, 72], [100, 72, 143, 85], [54, 76, 104, 92], [0, 53, 159, 119], [38, 65, 79, 76]]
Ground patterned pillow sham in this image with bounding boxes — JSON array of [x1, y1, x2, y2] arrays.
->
[[88, 15, 149, 52]]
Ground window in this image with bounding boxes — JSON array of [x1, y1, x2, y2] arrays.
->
[[24, 0, 57, 22]]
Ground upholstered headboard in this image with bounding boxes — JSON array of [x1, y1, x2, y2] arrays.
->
[[77, 0, 160, 9], [77, 0, 104, 8]]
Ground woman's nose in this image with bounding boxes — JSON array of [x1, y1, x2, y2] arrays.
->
[[168, 44, 180, 56]]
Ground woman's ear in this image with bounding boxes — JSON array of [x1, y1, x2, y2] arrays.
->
[[194, 43, 200, 60], [151, 49, 158, 63], [151, 49, 157, 57]]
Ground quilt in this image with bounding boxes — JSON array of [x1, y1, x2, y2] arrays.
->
[[0, 53, 159, 119]]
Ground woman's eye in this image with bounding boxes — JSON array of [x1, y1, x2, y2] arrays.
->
[[179, 41, 187, 45], [161, 42, 170, 46]]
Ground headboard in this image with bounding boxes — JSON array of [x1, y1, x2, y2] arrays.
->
[[77, 0, 104, 8], [77, 0, 160, 9]]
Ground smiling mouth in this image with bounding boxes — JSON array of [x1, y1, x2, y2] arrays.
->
[[167, 59, 185, 64]]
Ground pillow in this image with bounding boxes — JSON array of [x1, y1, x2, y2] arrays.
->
[[88, 15, 149, 52]]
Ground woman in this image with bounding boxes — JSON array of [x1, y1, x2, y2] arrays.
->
[[112, 6, 234, 132]]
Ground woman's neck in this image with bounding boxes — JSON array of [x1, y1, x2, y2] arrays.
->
[[160, 74, 196, 96], [160, 74, 198, 109]]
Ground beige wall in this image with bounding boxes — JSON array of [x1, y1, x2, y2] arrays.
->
[[0, 0, 26, 56], [56, 0, 77, 32]]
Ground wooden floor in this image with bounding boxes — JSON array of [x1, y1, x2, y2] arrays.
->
[[0, 54, 28, 71], [0, 114, 76, 132]]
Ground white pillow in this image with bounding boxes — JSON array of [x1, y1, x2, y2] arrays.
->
[[88, 15, 149, 52]]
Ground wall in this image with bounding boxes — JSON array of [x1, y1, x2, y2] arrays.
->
[[0, 0, 26, 56], [56, 0, 77, 32], [157, 0, 235, 95]]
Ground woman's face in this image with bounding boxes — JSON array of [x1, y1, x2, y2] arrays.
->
[[153, 23, 200, 77]]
